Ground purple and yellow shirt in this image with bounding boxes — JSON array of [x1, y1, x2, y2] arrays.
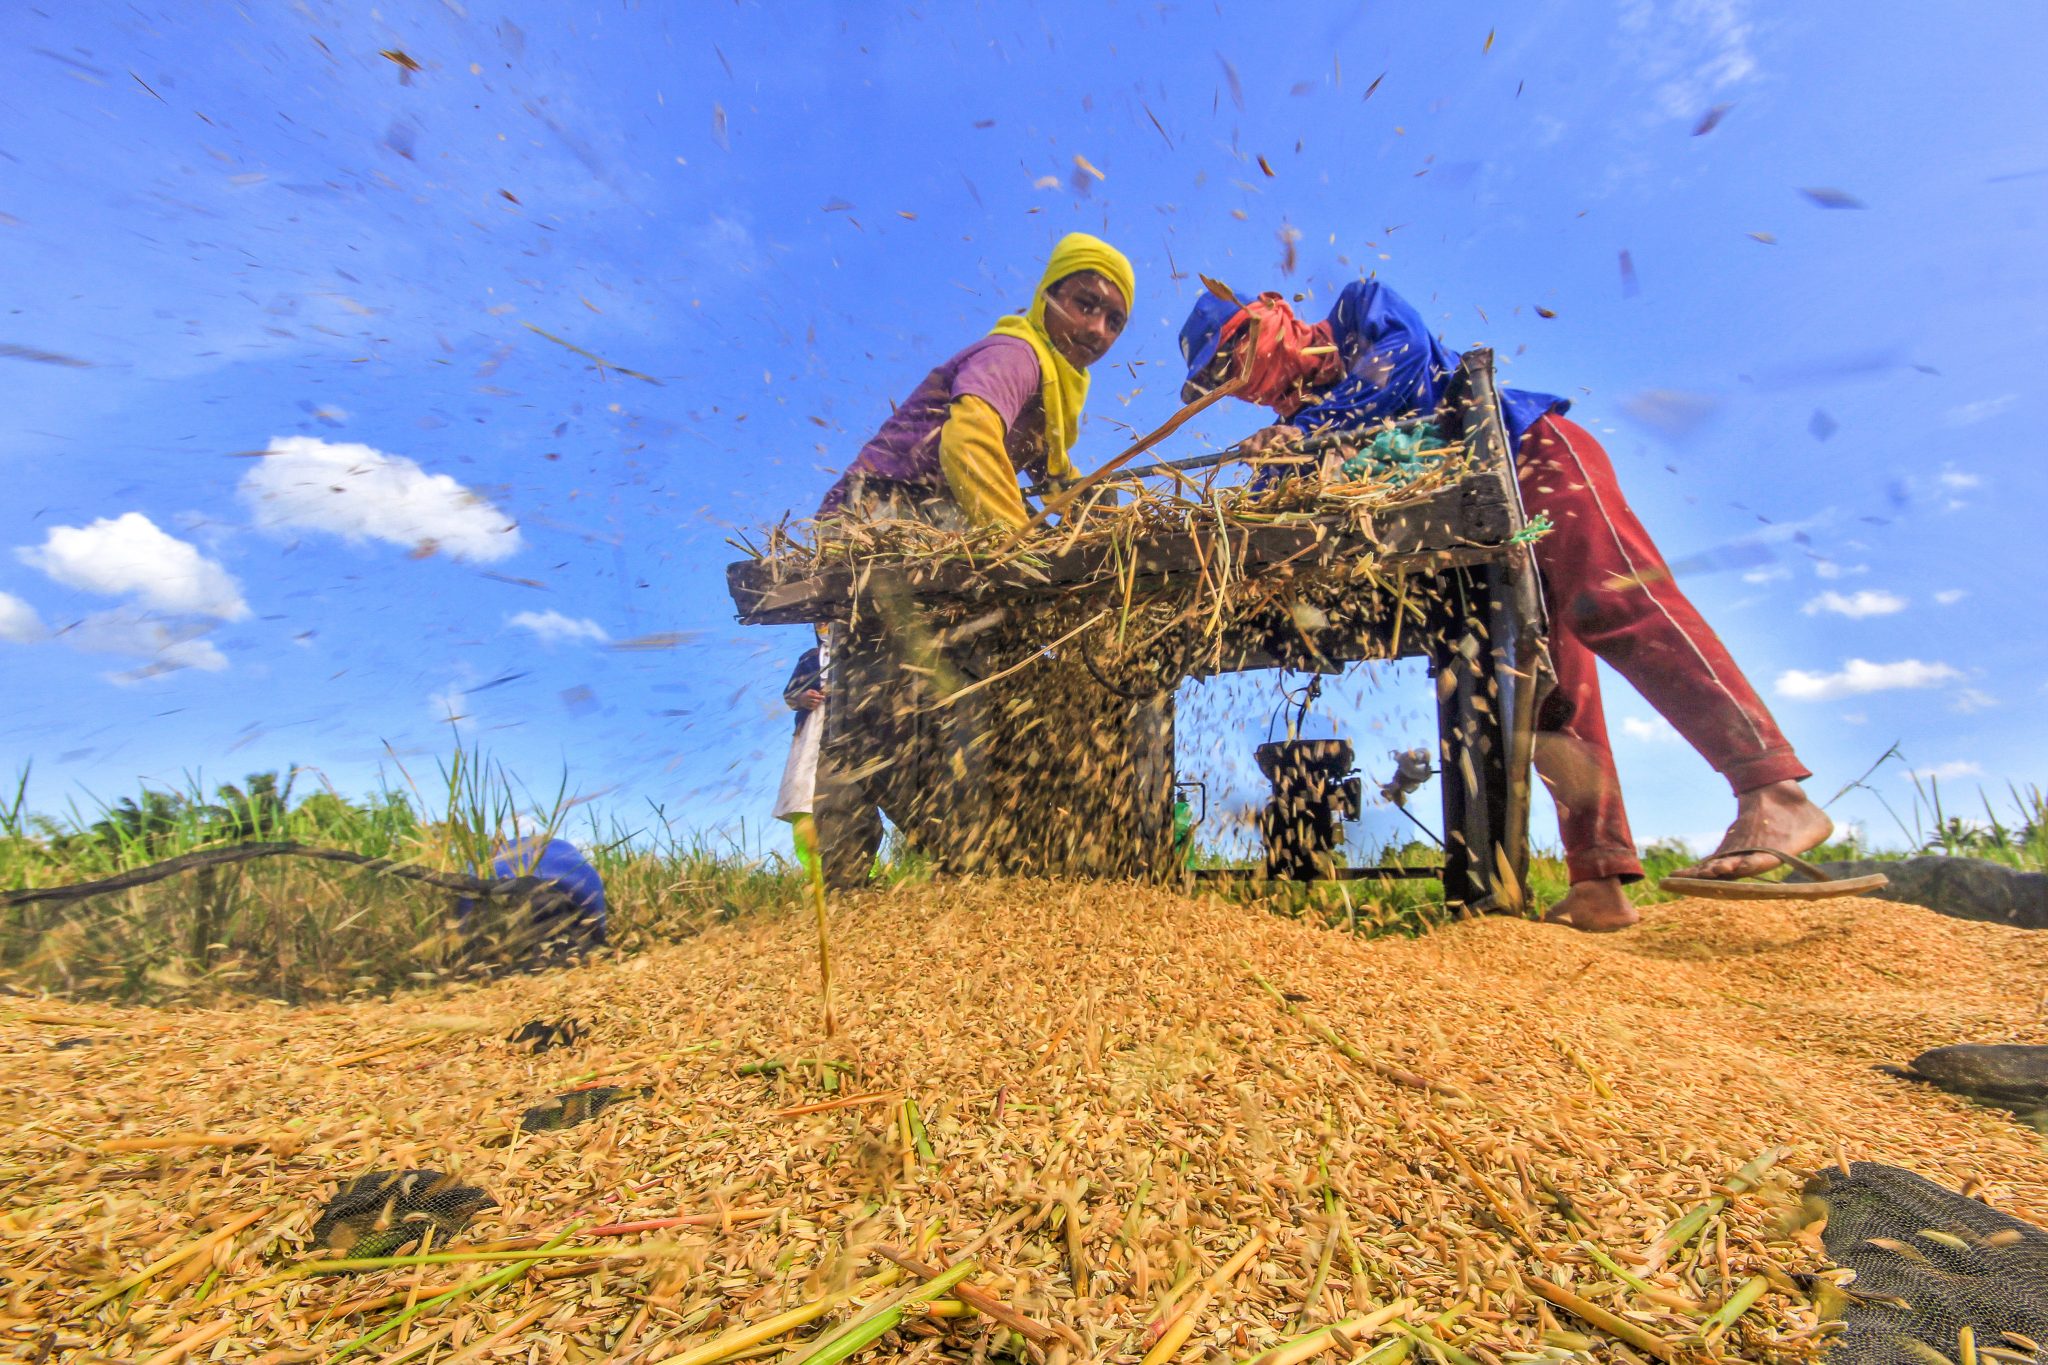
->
[[818, 336, 1049, 515]]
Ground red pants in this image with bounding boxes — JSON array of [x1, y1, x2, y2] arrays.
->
[[1517, 415, 1809, 884]]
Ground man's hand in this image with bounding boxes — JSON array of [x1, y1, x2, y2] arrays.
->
[[794, 688, 826, 711], [1242, 424, 1301, 455]]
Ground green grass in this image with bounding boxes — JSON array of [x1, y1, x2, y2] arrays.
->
[[0, 747, 806, 1005], [1193, 751, 2048, 938], [5, 738, 2042, 1004]]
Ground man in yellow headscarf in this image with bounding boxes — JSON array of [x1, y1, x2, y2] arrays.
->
[[816, 232, 1134, 529]]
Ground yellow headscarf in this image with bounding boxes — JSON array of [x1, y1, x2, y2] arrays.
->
[[988, 232, 1135, 479]]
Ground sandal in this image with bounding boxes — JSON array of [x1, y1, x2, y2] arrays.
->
[[1659, 846, 1890, 900]]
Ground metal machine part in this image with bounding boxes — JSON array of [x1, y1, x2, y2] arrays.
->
[[1171, 779, 1206, 868], [1255, 738, 1361, 881], [1378, 747, 1436, 807]]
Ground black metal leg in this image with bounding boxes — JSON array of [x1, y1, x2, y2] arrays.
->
[[1431, 567, 1522, 914]]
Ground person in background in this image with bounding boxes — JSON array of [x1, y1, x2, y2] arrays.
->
[[1177, 278, 1832, 932], [772, 638, 828, 881], [457, 833, 606, 969], [808, 233, 1136, 885]]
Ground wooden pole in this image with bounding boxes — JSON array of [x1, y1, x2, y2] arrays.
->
[[1016, 314, 1263, 540], [1020, 375, 1248, 535]]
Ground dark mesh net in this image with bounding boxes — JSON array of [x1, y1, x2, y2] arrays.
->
[[506, 1017, 588, 1053], [310, 1169, 498, 1261], [1805, 1162, 2048, 1364], [1883, 1045, 2048, 1133], [520, 1085, 637, 1133]]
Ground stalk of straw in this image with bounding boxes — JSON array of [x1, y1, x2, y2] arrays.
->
[[1648, 1149, 1782, 1265], [1139, 1232, 1267, 1365], [1139, 1264, 1205, 1342], [1552, 1038, 1615, 1099], [787, 1258, 979, 1365], [583, 1209, 783, 1237], [872, 1244, 1063, 1347], [1390, 1317, 1483, 1365], [773, 1091, 901, 1118], [432, 1299, 557, 1365], [1421, 1119, 1538, 1251], [563, 1040, 720, 1087], [1697, 1276, 1768, 1346], [81, 1208, 268, 1312], [221, 1240, 656, 1306], [809, 837, 835, 1039], [1523, 1278, 1678, 1363], [324, 1226, 581, 1362], [666, 1268, 904, 1365], [1252, 1299, 1416, 1365], [1574, 1242, 1701, 1313], [1294, 1201, 1341, 1331], [902, 1100, 934, 1164], [292, 1243, 660, 1275], [99, 1133, 292, 1154], [138, 1317, 234, 1364]]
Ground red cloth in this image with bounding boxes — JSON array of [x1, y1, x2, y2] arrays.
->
[[1221, 294, 1342, 418], [1517, 413, 1810, 884]]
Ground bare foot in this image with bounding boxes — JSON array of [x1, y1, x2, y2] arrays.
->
[[1542, 877, 1640, 932], [1673, 779, 1834, 880]]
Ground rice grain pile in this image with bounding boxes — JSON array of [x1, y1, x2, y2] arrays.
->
[[6, 884, 2047, 1363]]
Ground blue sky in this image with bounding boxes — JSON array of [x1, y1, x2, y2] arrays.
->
[[2, 0, 2044, 859]]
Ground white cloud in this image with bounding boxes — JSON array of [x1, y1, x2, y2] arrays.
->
[[16, 513, 249, 620], [1945, 395, 2014, 427], [1620, 716, 1682, 743], [65, 608, 229, 680], [1901, 761, 1984, 784], [428, 684, 468, 724], [1741, 565, 1791, 585], [0, 590, 45, 643], [1617, 0, 1760, 121], [1774, 658, 1964, 701], [1812, 560, 1868, 580], [1937, 466, 1981, 491], [1934, 589, 1968, 606], [239, 436, 522, 563], [1951, 687, 1997, 714], [508, 609, 608, 646], [1801, 589, 1906, 619], [693, 214, 767, 279]]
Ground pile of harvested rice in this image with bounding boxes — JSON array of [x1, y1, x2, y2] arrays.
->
[[7, 884, 2048, 1363], [741, 419, 1465, 578]]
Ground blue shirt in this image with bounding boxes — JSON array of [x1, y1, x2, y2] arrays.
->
[[1291, 281, 1568, 452]]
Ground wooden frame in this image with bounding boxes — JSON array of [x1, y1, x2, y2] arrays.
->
[[726, 350, 1547, 913]]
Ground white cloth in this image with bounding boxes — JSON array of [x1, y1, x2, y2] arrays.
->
[[773, 705, 823, 821], [772, 636, 830, 822]]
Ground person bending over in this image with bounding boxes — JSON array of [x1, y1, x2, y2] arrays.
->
[[1178, 279, 1831, 931]]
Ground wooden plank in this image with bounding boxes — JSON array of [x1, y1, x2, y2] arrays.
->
[[726, 477, 1516, 626]]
